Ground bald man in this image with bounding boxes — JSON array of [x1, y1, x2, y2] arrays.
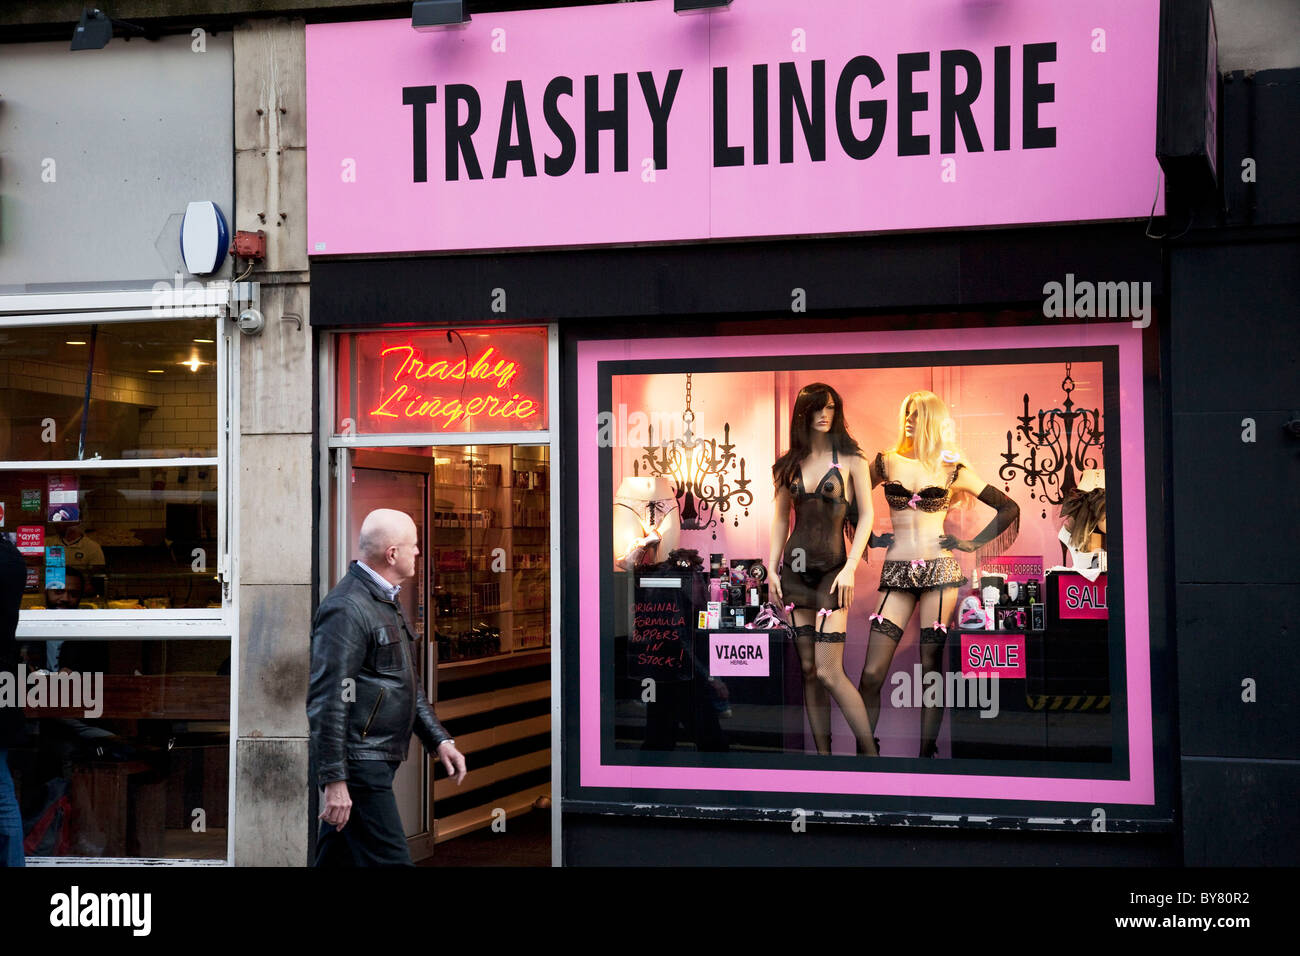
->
[[307, 509, 466, 866]]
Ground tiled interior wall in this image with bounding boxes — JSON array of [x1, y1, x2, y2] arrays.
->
[[136, 371, 219, 458], [0, 357, 162, 405], [0, 360, 217, 541]]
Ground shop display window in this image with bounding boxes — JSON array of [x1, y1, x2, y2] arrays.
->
[[573, 320, 1163, 820]]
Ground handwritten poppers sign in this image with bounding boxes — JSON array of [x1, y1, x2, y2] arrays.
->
[[629, 579, 695, 681], [306, 0, 1161, 255], [336, 326, 548, 435]]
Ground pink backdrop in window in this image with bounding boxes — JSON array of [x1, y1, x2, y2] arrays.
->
[[611, 359, 1104, 755]]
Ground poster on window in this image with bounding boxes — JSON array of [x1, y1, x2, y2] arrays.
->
[[16, 525, 45, 556], [47, 475, 79, 523]]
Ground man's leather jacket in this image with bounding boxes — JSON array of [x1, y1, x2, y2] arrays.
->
[[307, 562, 451, 786]]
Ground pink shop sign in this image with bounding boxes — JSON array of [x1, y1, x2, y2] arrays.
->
[[709, 633, 770, 678], [306, 0, 1162, 256]]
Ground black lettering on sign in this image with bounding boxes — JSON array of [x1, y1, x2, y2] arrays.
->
[[401, 44, 1062, 183]]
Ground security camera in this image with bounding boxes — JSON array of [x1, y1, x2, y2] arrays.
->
[[237, 308, 265, 335]]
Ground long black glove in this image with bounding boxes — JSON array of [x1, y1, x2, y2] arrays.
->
[[869, 531, 894, 549], [940, 485, 1020, 559]]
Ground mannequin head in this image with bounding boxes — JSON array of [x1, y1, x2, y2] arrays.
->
[[893, 390, 955, 471], [772, 383, 862, 488]]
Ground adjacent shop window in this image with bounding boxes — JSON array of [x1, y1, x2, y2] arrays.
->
[[2, 318, 229, 859], [335, 326, 548, 435], [576, 322, 1157, 814], [1, 320, 222, 611], [12, 638, 230, 859]]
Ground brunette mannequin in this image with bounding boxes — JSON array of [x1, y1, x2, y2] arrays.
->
[[768, 383, 878, 756], [859, 391, 1020, 757]]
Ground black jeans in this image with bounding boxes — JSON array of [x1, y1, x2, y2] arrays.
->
[[315, 759, 412, 867]]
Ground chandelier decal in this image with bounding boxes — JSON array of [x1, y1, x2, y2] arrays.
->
[[998, 362, 1104, 518], [634, 373, 753, 539]]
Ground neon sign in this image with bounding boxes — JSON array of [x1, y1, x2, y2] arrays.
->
[[358, 338, 545, 431]]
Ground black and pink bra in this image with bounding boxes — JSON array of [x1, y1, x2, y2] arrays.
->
[[874, 451, 964, 513]]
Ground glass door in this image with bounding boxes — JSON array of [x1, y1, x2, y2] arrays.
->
[[334, 442, 552, 857], [346, 458, 430, 840]]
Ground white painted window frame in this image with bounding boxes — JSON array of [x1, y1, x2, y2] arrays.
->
[[0, 286, 252, 866]]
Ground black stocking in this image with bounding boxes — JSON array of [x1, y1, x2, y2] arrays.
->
[[858, 589, 916, 744], [791, 613, 830, 755], [917, 586, 961, 757]]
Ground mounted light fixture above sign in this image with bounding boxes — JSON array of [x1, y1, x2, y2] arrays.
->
[[412, 1, 469, 31], [70, 6, 152, 51], [180, 201, 230, 277], [675, 0, 733, 12]]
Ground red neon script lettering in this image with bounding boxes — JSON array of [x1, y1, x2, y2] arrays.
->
[[379, 344, 521, 389], [366, 341, 540, 428]]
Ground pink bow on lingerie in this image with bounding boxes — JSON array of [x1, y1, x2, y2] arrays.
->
[[907, 493, 922, 509], [869, 613, 885, 624], [910, 558, 927, 569], [930, 622, 948, 633], [816, 608, 832, 618]]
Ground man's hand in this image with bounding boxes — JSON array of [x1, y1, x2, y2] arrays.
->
[[320, 780, 352, 830], [437, 740, 467, 785]]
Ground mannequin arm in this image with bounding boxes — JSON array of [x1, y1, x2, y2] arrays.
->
[[768, 485, 791, 573], [842, 454, 875, 571], [942, 465, 1020, 559]]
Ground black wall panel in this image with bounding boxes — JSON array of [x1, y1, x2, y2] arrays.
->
[[1181, 757, 1300, 866], [1176, 584, 1300, 759]]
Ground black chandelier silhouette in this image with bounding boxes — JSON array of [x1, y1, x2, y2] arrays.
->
[[998, 362, 1104, 517], [633, 373, 753, 538]]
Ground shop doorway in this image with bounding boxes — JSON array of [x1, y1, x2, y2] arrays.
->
[[334, 444, 552, 864]]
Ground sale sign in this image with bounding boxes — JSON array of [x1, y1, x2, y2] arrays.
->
[[1059, 574, 1108, 619], [961, 633, 1026, 678]]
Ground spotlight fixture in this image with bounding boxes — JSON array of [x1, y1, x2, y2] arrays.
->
[[412, 1, 470, 31], [675, 0, 733, 13], [70, 7, 151, 51]]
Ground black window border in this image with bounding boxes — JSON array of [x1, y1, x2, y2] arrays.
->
[[562, 311, 1175, 832]]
